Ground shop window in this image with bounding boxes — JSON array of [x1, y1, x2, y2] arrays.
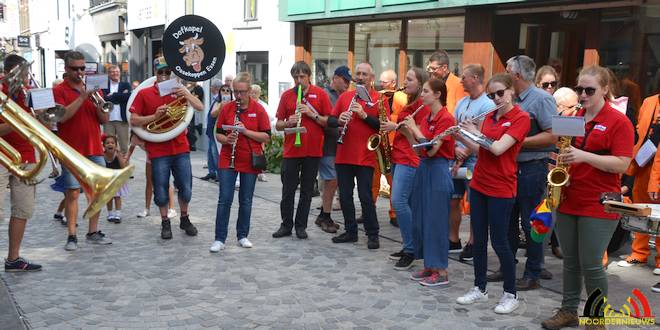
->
[[311, 24, 349, 87], [407, 17, 464, 76], [354, 20, 401, 82]]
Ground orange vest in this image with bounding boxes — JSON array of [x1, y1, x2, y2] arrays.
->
[[445, 72, 468, 116], [642, 95, 660, 194]]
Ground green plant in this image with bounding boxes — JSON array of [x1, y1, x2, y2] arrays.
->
[[264, 134, 283, 174]]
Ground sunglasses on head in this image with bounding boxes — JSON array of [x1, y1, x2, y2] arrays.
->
[[574, 86, 596, 96], [541, 81, 558, 89], [157, 69, 171, 75], [68, 66, 86, 72], [487, 89, 506, 100]]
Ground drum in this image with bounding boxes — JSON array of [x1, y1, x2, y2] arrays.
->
[[620, 204, 660, 236]]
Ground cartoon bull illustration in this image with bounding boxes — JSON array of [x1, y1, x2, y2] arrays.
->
[[179, 33, 205, 72]]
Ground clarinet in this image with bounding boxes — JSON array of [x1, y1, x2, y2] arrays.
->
[[336, 94, 357, 144], [229, 98, 241, 169]]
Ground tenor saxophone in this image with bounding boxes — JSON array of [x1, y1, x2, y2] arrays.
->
[[367, 93, 392, 175], [547, 136, 571, 209]]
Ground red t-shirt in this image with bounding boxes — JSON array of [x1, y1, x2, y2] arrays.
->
[[558, 102, 634, 219], [391, 99, 428, 168], [332, 89, 387, 168], [0, 85, 35, 163], [276, 85, 332, 158], [129, 84, 190, 159], [53, 80, 103, 156], [418, 106, 456, 159], [216, 98, 271, 174], [470, 105, 530, 198]]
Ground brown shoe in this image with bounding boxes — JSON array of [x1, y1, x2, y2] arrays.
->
[[541, 309, 579, 330], [321, 219, 338, 234], [516, 278, 540, 291]]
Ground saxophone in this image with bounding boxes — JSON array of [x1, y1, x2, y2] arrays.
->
[[367, 93, 392, 175], [547, 136, 571, 209]]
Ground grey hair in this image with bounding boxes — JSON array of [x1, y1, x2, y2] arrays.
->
[[506, 55, 536, 82], [211, 78, 223, 88], [250, 84, 261, 94], [355, 62, 373, 74]]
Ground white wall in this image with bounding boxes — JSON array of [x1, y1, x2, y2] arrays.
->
[[0, 0, 20, 38]]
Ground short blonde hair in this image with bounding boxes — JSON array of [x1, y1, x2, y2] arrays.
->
[[553, 87, 578, 107]]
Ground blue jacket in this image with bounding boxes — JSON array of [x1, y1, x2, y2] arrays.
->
[[102, 81, 132, 122]]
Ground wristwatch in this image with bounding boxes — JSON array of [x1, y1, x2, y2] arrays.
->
[[314, 114, 320, 121]]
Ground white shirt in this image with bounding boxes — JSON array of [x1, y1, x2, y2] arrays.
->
[[108, 81, 122, 122]]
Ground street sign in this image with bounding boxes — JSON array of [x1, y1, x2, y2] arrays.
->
[[17, 35, 30, 48]]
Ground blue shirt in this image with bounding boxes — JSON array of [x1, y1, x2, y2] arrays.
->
[[453, 93, 495, 170], [515, 85, 557, 162]]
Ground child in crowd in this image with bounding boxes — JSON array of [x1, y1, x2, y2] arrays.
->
[[103, 135, 129, 223]]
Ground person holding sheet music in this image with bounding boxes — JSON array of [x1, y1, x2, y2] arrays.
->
[[272, 62, 333, 240]]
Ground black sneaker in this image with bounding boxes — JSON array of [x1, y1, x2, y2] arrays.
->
[[5, 257, 42, 272], [200, 174, 215, 181], [356, 216, 364, 224], [652, 283, 660, 293], [179, 216, 198, 236], [459, 243, 474, 262], [53, 213, 64, 222], [367, 236, 380, 250], [389, 217, 399, 228], [332, 232, 358, 243], [394, 253, 415, 270], [295, 229, 308, 239], [449, 239, 463, 253], [161, 219, 173, 239], [389, 249, 405, 261], [272, 225, 292, 238], [540, 268, 553, 280]]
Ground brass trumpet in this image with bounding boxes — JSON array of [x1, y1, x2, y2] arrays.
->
[[81, 75, 113, 113]]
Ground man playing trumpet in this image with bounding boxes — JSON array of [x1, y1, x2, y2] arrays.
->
[[53, 51, 112, 251], [272, 61, 333, 239], [129, 57, 203, 240]]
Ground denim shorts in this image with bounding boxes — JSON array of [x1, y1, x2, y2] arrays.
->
[[318, 156, 336, 180], [151, 153, 192, 207], [59, 155, 105, 190]]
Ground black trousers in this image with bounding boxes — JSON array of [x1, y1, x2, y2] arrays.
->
[[336, 164, 379, 237], [280, 157, 321, 230]]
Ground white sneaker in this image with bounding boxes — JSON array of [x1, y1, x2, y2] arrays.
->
[[235, 178, 240, 188], [257, 173, 268, 182], [654, 267, 660, 275], [137, 209, 150, 218], [238, 238, 253, 248], [494, 292, 519, 314], [167, 209, 177, 219], [456, 287, 488, 305], [617, 259, 644, 267], [209, 241, 225, 253]]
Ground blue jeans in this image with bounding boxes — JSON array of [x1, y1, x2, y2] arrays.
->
[[470, 188, 516, 295], [508, 159, 547, 280], [206, 133, 219, 178], [411, 158, 452, 269], [60, 155, 105, 190], [391, 163, 417, 254], [214, 169, 257, 242], [151, 153, 193, 207]]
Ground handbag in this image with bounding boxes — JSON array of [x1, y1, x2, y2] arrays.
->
[[246, 138, 267, 170]]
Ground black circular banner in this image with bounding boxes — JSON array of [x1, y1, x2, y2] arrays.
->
[[163, 15, 225, 82]]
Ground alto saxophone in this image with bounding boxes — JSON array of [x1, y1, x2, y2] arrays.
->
[[547, 136, 571, 209], [367, 93, 392, 175]]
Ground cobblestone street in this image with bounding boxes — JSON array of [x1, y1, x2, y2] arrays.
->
[[0, 149, 658, 329]]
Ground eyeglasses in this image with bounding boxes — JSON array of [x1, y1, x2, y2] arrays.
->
[[156, 69, 171, 75], [574, 86, 596, 96], [426, 64, 445, 73], [67, 66, 86, 72], [487, 89, 506, 100], [541, 81, 558, 89], [234, 90, 249, 95]]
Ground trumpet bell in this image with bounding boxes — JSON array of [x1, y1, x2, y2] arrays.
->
[[35, 105, 66, 125], [82, 166, 134, 219], [547, 167, 569, 187]]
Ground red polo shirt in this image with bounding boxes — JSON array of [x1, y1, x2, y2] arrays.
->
[[558, 102, 634, 219], [332, 89, 387, 168], [470, 105, 530, 198], [129, 84, 190, 159], [276, 85, 332, 158], [216, 98, 270, 174], [391, 99, 428, 168], [53, 80, 103, 156], [0, 85, 35, 163], [418, 106, 456, 159]]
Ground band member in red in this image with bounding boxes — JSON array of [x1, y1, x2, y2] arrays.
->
[[53, 51, 112, 251], [404, 77, 455, 286], [331, 62, 387, 249], [380, 67, 429, 270], [272, 61, 333, 239], [211, 72, 271, 252], [1, 54, 41, 271], [454, 73, 530, 314], [542, 66, 633, 329], [129, 57, 204, 240]]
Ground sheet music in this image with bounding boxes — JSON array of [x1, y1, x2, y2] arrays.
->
[[85, 74, 108, 90], [157, 78, 181, 97], [551, 116, 585, 137], [29, 88, 56, 110]]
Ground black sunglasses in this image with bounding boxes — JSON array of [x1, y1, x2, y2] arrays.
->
[[157, 69, 172, 75], [541, 81, 558, 89], [221, 88, 231, 92], [487, 89, 506, 100], [67, 66, 86, 72], [574, 86, 596, 96]]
